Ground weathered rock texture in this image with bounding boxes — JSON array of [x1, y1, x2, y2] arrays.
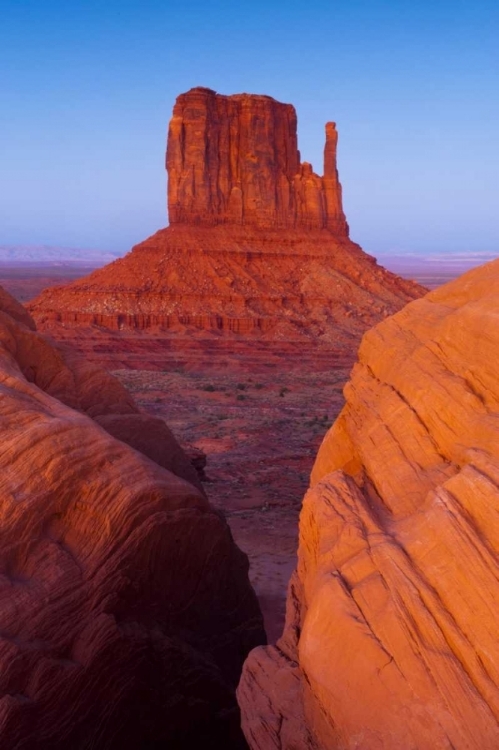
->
[[0, 285, 265, 748], [167, 87, 348, 233], [29, 88, 424, 340], [239, 258, 499, 749]]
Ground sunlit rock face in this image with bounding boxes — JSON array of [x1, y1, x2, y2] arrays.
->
[[167, 87, 348, 233], [0, 285, 265, 749], [238, 258, 499, 749], [29, 88, 423, 341]]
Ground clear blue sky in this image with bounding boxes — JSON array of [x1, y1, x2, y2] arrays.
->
[[2, 0, 498, 257]]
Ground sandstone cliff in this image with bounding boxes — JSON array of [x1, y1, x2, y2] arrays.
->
[[0, 286, 265, 748], [167, 87, 348, 233], [238, 258, 499, 749], [29, 88, 423, 341]]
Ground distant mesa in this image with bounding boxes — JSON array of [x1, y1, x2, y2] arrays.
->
[[239, 257, 499, 749], [0, 245, 120, 265], [29, 87, 424, 342]]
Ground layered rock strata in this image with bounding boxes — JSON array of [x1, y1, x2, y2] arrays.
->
[[29, 88, 424, 339], [30, 228, 423, 343], [239, 258, 499, 749], [0, 286, 265, 748]]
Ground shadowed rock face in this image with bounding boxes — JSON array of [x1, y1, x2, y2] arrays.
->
[[29, 87, 424, 338], [238, 258, 499, 749], [167, 87, 348, 233], [0, 286, 265, 748]]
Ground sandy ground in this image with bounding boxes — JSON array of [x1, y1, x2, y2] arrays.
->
[[113, 366, 349, 642]]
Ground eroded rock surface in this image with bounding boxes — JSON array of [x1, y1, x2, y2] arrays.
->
[[29, 88, 423, 339], [167, 87, 347, 233], [239, 259, 499, 749], [0, 286, 265, 748], [29, 226, 423, 342]]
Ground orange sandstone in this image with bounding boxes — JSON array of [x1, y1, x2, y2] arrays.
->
[[239, 258, 499, 749]]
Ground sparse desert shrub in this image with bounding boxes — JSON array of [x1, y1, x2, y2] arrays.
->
[[236, 394, 246, 401], [202, 384, 216, 392]]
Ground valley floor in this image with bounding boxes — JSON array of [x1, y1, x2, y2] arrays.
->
[[113, 365, 348, 641]]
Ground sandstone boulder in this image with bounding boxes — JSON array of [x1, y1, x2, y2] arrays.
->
[[239, 258, 499, 749], [0, 286, 265, 748]]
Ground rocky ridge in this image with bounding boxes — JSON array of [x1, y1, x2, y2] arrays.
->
[[238, 258, 499, 749], [0, 285, 265, 748], [29, 88, 424, 340]]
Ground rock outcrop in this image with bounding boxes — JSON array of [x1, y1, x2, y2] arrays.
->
[[238, 258, 499, 749], [29, 88, 424, 342], [0, 285, 265, 748], [167, 87, 348, 233]]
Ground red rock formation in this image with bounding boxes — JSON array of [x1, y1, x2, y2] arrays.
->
[[0, 284, 35, 329], [167, 87, 348, 233], [239, 258, 499, 749], [29, 227, 424, 345], [0, 286, 265, 748], [29, 88, 424, 341]]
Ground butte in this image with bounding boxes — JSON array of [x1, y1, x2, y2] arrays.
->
[[29, 87, 424, 368]]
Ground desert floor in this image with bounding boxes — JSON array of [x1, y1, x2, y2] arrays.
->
[[113, 365, 348, 642]]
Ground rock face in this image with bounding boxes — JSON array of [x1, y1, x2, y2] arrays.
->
[[29, 87, 424, 341], [0, 286, 265, 748], [238, 258, 499, 749], [167, 87, 348, 233]]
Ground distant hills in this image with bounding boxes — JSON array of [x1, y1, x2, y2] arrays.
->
[[0, 245, 122, 265], [376, 250, 497, 274], [376, 251, 497, 289]]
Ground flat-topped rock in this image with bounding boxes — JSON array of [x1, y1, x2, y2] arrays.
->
[[29, 87, 424, 340], [167, 87, 348, 232]]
